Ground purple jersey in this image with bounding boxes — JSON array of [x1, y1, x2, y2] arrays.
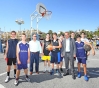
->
[[18, 42, 29, 64], [75, 41, 86, 59]]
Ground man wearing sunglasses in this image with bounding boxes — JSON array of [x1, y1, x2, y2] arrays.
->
[[29, 33, 42, 75]]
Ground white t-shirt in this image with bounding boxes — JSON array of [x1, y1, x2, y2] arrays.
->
[[65, 38, 70, 52], [81, 38, 89, 43], [29, 40, 42, 53]]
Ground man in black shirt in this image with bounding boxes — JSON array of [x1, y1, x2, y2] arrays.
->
[[42, 33, 51, 73], [50, 33, 62, 76]]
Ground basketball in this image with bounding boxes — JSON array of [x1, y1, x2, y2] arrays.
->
[[84, 45, 91, 51], [47, 45, 53, 51]]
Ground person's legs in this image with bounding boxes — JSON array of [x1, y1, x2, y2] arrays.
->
[[64, 53, 69, 74], [14, 64, 21, 86], [82, 64, 88, 81], [77, 63, 81, 78], [13, 58, 16, 77], [60, 57, 63, 72], [83, 64, 87, 75], [48, 60, 50, 72], [77, 63, 81, 72], [35, 52, 39, 73], [30, 53, 34, 75], [69, 57, 75, 78], [5, 58, 12, 83], [50, 53, 55, 75], [43, 60, 47, 72], [24, 68, 30, 82]]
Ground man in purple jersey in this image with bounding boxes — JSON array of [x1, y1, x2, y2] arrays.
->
[[14, 33, 30, 86]]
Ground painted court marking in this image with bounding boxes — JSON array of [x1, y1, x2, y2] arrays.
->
[[0, 69, 13, 77], [0, 84, 5, 88]]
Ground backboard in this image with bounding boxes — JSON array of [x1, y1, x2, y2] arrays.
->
[[36, 3, 52, 19]]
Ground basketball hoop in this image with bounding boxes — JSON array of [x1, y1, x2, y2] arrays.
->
[[41, 11, 52, 20]]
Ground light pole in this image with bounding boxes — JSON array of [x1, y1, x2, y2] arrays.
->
[[15, 19, 24, 34]]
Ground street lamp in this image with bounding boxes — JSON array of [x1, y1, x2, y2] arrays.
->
[[15, 19, 24, 33]]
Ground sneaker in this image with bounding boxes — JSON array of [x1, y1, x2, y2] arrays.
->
[[50, 69, 54, 75], [60, 68, 63, 72], [26, 77, 30, 82], [84, 75, 89, 81], [48, 69, 50, 73], [43, 69, 47, 73], [14, 79, 18, 86], [5, 76, 10, 83], [77, 72, 81, 78], [56, 70, 62, 76]]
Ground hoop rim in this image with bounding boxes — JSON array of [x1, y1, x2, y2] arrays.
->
[[41, 11, 52, 17]]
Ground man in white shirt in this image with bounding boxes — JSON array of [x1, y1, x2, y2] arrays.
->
[[81, 32, 89, 43], [81, 32, 90, 59], [29, 33, 42, 75]]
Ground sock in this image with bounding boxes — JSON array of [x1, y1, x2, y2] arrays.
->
[[48, 66, 50, 71], [16, 78, 19, 80], [52, 69, 54, 71], [44, 66, 46, 71], [14, 69, 16, 75], [26, 75, 28, 78], [7, 72, 10, 76]]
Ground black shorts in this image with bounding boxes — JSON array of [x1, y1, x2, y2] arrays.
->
[[96, 44, 99, 47], [7, 58, 16, 65]]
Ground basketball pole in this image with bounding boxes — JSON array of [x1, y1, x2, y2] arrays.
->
[[36, 16, 42, 34], [30, 12, 39, 40]]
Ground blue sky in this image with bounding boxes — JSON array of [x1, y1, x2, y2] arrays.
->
[[0, 0, 99, 33]]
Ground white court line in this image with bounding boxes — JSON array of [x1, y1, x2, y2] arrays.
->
[[0, 69, 13, 77], [0, 84, 5, 88]]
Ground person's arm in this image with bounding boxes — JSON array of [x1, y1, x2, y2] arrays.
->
[[27, 45, 30, 63], [61, 40, 65, 57], [42, 41, 44, 54], [72, 39, 76, 57], [38, 41, 42, 54], [16, 43, 21, 64], [84, 42, 95, 55], [4, 40, 8, 59]]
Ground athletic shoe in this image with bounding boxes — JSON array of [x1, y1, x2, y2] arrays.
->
[[5, 76, 10, 83], [60, 68, 63, 72], [26, 77, 30, 82], [50, 69, 54, 75], [14, 79, 18, 86], [84, 75, 89, 81], [77, 72, 81, 78], [57, 71, 62, 76], [48, 69, 50, 73], [43, 68, 47, 73]]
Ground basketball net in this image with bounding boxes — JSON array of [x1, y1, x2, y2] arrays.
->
[[41, 11, 52, 20]]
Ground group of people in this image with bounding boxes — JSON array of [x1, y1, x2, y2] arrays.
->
[[4, 31, 95, 86]]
